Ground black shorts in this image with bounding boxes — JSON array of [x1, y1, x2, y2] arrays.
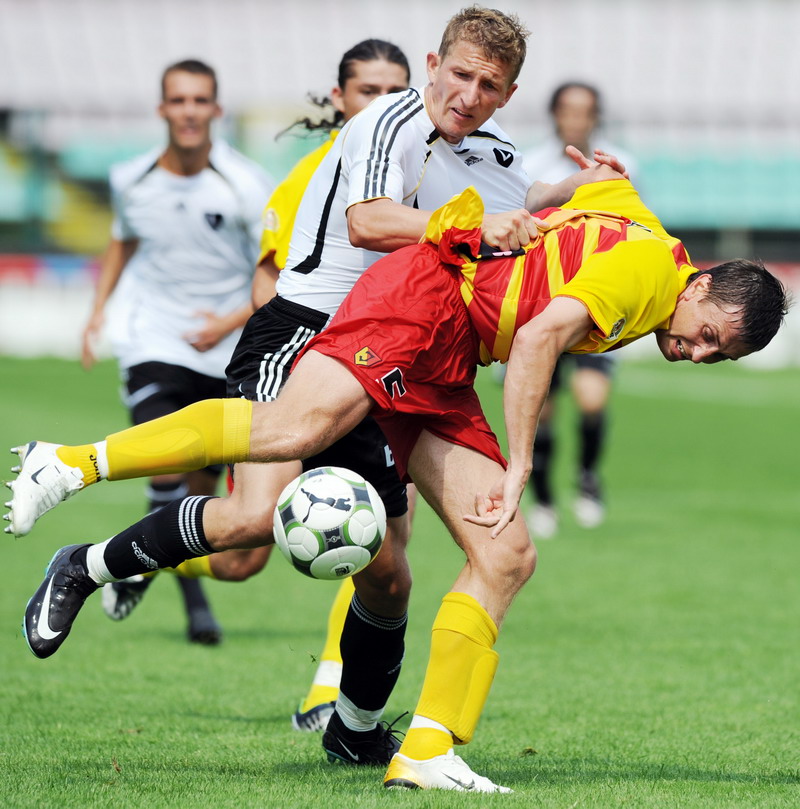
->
[[123, 361, 227, 476], [550, 353, 615, 394], [226, 296, 408, 518]]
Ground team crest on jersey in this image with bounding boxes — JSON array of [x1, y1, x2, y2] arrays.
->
[[263, 208, 279, 232], [493, 148, 514, 168], [354, 346, 381, 367], [607, 318, 626, 340], [205, 212, 224, 230]]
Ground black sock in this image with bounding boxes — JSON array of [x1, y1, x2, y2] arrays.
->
[[531, 423, 554, 505], [102, 496, 216, 579], [579, 412, 606, 474], [176, 576, 212, 611], [339, 593, 407, 712], [146, 480, 189, 514]]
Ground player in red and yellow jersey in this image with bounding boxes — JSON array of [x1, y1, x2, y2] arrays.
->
[[11, 148, 788, 792]]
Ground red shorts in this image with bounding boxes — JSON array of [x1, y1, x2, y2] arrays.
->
[[300, 243, 506, 481]]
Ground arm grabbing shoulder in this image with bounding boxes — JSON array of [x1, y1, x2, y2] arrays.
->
[[527, 163, 623, 212]]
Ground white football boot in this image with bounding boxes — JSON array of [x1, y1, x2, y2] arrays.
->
[[101, 576, 153, 621], [384, 749, 512, 793], [4, 442, 86, 536], [525, 503, 558, 539]]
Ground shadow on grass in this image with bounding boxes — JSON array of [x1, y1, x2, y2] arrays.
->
[[152, 626, 325, 643], [498, 755, 800, 787]]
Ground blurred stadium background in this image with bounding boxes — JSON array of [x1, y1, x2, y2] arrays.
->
[[0, 0, 798, 362]]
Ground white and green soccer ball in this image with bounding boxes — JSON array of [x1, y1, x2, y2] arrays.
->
[[273, 466, 386, 580]]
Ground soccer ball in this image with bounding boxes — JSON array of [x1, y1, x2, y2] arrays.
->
[[273, 466, 386, 580]]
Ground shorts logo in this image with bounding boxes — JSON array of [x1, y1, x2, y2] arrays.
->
[[493, 148, 514, 168], [607, 318, 626, 340], [205, 212, 224, 230], [354, 346, 381, 367], [380, 368, 406, 399]]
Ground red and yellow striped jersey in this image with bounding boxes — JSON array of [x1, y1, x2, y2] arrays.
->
[[425, 180, 696, 364]]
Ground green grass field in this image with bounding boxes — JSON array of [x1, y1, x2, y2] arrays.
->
[[0, 355, 798, 808]]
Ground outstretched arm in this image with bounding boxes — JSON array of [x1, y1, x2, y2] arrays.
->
[[526, 146, 628, 212], [464, 297, 595, 537], [347, 198, 547, 254]]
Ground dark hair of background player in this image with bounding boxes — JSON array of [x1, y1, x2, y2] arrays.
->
[[280, 39, 410, 137]]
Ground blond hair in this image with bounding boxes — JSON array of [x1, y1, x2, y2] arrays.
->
[[439, 6, 530, 84]]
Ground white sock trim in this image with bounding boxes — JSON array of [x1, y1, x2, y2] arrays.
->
[[313, 659, 342, 689], [86, 540, 116, 584], [336, 692, 382, 732], [409, 715, 451, 734], [94, 440, 109, 479]]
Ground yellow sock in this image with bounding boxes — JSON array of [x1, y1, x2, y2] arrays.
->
[[400, 592, 499, 760], [320, 578, 353, 664], [106, 399, 251, 481], [299, 578, 354, 712], [55, 444, 103, 486], [400, 727, 454, 761], [166, 556, 216, 579]]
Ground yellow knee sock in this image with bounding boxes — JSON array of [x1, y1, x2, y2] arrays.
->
[[167, 556, 216, 580], [106, 399, 251, 480], [400, 592, 499, 760], [300, 577, 354, 712]]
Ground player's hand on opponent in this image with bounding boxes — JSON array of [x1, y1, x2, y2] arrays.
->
[[184, 311, 230, 352], [481, 209, 547, 252], [81, 310, 105, 370], [566, 144, 629, 178], [463, 463, 529, 538]]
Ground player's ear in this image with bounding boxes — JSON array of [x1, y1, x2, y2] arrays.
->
[[497, 82, 518, 109], [678, 272, 711, 304], [331, 85, 345, 115], [213, 102, 223, 119], [426, 51, 441, 83]]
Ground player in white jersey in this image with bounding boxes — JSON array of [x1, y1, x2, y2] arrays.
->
[[226, 15, 535, 774], [14, 7, 541, 793], [521, 82, 638, 538], [277, 86, 529, 314], [81, 59, 274, 643]]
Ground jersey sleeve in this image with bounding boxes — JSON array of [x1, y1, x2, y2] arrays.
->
[[341, 99, 424, 208], [109, 170, 135, 242], [564, 179, 670, 242], [554, 237, 677, 351], [258, 138, 334, 269]]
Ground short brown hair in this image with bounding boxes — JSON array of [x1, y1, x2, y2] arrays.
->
[[687, 260, 790, 353], [438, 6, 530, 85], [161, 59, 218, 100]]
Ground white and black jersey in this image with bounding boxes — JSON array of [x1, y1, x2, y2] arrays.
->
[[276, 86, 530, 315], [106, 140, 274, 378]]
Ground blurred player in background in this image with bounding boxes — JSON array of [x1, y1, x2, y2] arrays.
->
[[81, 58, 274, 643], [198, 38, 410, 731], [522, 82, 639, 537], [257, 39, 412, 732]]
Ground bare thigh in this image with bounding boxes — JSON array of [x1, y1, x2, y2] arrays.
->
[[408, 430, 536, 627]]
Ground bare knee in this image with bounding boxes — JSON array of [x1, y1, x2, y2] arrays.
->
[[353, 515, 412, 616], [211, 546, 273, 582], [475, 532, 537, 592], [206, 498, 274, 550]]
